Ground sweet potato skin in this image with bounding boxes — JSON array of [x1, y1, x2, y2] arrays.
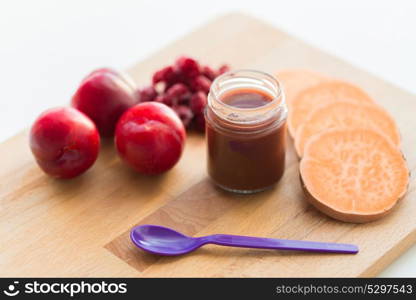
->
[[300, 142, 410, 223], [300, 175, 399, 223]]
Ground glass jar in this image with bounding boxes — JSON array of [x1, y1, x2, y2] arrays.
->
[[205, 69, 287, 194]]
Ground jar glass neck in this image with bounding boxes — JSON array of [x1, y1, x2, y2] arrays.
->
[[207, 69, 287, 128]]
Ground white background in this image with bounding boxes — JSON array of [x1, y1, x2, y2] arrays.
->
[[1, 0, 415, 276]]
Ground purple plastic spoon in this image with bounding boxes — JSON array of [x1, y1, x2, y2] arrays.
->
[[130, 224, 358, 256]]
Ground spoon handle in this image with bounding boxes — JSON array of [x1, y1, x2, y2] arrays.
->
[[206, 234, 358, 254]]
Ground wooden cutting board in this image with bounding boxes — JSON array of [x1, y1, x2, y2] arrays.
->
[[1, 13, 415, 277]]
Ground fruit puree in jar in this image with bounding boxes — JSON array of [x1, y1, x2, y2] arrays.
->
[[205, 70, 287, 193]]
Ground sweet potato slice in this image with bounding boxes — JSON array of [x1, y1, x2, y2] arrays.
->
[[288, 80, 374, 136], [275, 70, 328, 109], [300, 129, 409, 223], [295, 101, 401, 157]]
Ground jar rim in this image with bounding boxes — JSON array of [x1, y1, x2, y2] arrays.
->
[[210, 69, 284, 112], [208, 69, 287, 126]]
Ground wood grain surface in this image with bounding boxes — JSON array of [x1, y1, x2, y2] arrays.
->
[[1, 13, 415, 277]]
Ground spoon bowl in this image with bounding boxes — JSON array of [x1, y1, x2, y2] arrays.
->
[[130, 225, 204, 256]]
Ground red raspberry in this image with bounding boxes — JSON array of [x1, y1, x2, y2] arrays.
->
[[154, 94, 167, 104], [175, 56, 200, 78], [149, 58, 230, 134], [201, 65, 217, 81], [194, 113, 206, 132], [173, 105, 194, 128], [157, 94, 177, 107], [189, 75, 211, 93], [162, 94, 175, 107], [166, 83, 190, 101], [164, 69, 188, 90], [177, 95, 190, 106], [152, 66, 175, 84], [190, 91, 207, 115], [138, 86, 158, 102], [218, 64, 230, 75]]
